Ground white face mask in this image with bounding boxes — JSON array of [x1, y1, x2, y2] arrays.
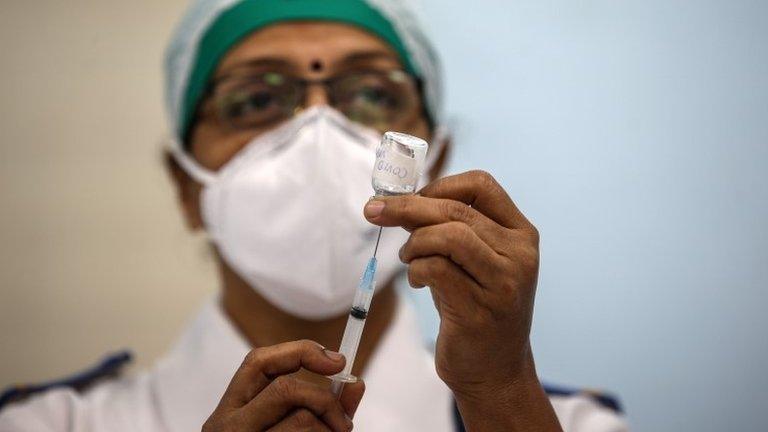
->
[[172, 107, 445, 320]]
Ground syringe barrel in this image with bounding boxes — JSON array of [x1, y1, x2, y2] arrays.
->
[[337, 312, 365, 378], [341, 286, 374, 368]]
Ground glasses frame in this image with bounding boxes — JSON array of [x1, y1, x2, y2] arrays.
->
[[195, 68, 424, 134]]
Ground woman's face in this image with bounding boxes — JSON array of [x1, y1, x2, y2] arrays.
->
[[187, 21, 431, 171]]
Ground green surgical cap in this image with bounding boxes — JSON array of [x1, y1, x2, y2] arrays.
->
[[164, 0, 443, 141]]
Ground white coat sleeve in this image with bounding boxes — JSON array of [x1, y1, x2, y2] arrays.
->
[[551, 394, 631, 432]]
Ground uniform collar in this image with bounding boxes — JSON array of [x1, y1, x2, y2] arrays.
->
[[151, 293, 453, 432]]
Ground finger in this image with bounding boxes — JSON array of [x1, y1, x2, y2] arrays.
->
[[408, 256, 485, 315], [339, 380, 365, 418], [419, 170, 534, 230], [364, 193, 496, 233], [400, 222, 505, 287], [267, 408, 334, 432], [247, 376, 352, 432], [219, 340, 345, 408], [365, 194, 517, 255]]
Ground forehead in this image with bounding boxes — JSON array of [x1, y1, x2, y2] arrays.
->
[[215, 21, 403, 76]]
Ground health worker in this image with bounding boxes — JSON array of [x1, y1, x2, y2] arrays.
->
[[0, 1, 630, 431]]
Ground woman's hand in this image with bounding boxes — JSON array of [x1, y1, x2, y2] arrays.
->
[[202, 340, 364, 432], [364, 170, 561, 431]]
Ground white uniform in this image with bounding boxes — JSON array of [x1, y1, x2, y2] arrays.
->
[[0, 297, 629, 431]]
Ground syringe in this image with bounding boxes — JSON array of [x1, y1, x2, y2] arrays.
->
[[329, 255, 378, 395], [330, 132, 429, 397]]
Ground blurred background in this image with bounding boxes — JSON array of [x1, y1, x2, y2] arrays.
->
[[1, 1, 766, 431]]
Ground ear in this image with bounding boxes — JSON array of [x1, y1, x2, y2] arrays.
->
[[428, 133, 451, 181], [163, 150, 205, 231]]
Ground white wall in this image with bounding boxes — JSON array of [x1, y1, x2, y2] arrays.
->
[[0, 0, 212, 382], [0, 1, 766, 431]]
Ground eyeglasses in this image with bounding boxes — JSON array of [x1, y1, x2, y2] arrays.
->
[[199, 69, 422, 133]]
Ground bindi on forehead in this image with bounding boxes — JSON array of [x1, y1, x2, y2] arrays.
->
[[310, 59, 324, 72]]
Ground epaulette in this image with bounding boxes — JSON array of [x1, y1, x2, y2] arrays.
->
[[543, 382, 623, 413], [0, 351, 133, 410]]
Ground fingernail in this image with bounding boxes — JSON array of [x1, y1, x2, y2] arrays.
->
[[364, 200, 385, 218], [323, 349, 344, 362], [345, 414, 354, 430]]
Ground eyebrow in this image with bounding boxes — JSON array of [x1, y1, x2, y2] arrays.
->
[[216, 49, 401, 80], [214, 57, 294, 82], [337, 50, 401, 67]]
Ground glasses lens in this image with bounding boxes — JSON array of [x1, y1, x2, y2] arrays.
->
[[332, 70, 418, 131], [213, 72, 300, 130]]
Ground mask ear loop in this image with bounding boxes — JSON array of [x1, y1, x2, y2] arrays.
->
[[160, 136, 219, 242], [165, 137, 218, 185]]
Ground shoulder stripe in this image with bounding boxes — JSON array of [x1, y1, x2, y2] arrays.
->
[[0, 351, 133, 409]]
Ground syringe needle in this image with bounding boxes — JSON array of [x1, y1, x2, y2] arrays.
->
[[372, 226, 383, 258]]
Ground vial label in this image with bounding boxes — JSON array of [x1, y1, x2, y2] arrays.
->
[[374, 148, 418, 189]]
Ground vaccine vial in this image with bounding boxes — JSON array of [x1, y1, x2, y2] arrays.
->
[[372, 132, 429, 195]]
